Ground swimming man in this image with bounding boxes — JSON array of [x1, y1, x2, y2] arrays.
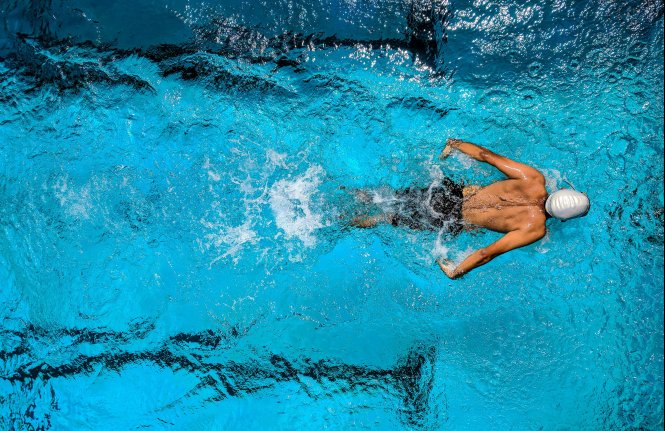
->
[[352, 138, 590, 279]]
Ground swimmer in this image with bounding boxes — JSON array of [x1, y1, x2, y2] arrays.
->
[[352, 138, 590, 279]]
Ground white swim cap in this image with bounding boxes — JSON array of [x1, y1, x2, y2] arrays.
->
[[545, 189, 590, 220]]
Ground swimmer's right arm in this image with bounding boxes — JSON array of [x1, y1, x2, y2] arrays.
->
[[440, 138, 544, 181]]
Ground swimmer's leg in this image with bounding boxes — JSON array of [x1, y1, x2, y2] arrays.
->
[[350, 213, 396, 228], [347, 188, 385, 227]]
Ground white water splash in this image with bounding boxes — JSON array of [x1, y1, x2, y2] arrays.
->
[[432, 230, 451, 259], [433, 229, 476, 265], [370, 188, 398, 205], [201, 220, 258, 266], [269, 165, 327, 248]]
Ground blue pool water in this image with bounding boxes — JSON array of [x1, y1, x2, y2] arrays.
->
[[1, 1, 663, 429]]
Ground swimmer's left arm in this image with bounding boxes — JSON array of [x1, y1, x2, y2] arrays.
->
[[437, 228, 545, 279]]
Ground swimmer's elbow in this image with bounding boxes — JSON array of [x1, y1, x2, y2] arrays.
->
[[478, 150, 491, 162], [530, 226, 547, 241]]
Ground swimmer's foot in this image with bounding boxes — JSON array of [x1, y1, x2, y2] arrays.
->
[[350, 215, 382, 228], [350, 213, 396, 228]]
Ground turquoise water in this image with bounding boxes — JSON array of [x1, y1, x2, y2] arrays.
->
[[1, 1, 663, 429]]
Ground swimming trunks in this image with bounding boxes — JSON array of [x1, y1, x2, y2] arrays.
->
[[390, 177, 465, 234]]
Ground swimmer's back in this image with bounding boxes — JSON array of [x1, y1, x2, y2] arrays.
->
[[462, 178, 548, 233]]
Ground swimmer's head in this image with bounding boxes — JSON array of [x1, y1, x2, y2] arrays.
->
[[545, 189, 590, 221]]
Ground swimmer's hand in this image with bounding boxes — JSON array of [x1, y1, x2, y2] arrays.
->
[[439, 138, 462, 160], [437, 258, 460, 279]]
